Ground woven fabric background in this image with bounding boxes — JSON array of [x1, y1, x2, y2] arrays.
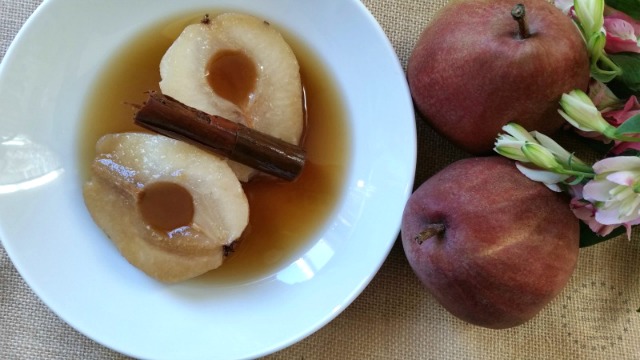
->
[[1, 0, 639, 359]]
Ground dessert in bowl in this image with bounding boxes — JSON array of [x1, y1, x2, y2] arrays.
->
[[0, 1, 415, 358]]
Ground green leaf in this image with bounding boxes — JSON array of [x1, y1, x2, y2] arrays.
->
[[605, 0, 640, 20], [579, 221, 626, 247], [616, 148, 640, 156], [575, 134, 616, 154], [589, 34, 623, 83], [609, 53, 640, 95], [614, 114, 640, 135], [566, 175, 586, 186], [607, 77, 638, 98]]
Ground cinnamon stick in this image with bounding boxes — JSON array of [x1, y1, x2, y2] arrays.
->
[[134, 92, 305, 181]]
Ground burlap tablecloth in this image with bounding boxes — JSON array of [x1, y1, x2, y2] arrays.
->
[[1, 0, 639, 359]]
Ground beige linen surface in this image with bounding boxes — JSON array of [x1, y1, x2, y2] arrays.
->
[[1, 0, 639, 359]]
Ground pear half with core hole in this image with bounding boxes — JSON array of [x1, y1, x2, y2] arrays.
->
[[159, 13, 304, 181], [83, 133, 249, 283]]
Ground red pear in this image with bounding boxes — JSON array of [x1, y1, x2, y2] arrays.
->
[[407, 0, 590, 154], [401, 157, 580, 329]]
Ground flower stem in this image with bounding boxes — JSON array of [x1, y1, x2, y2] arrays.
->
[[566, 160, 595, 174], [558, 169, 596, 178], [614, 135, 640, 142]]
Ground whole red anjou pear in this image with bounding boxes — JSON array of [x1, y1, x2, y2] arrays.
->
[[407, 0, 590, 154], [401, 157, 579, 329]]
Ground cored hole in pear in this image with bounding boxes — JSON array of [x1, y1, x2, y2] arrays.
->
[[206, 49, 257, 107], [138, 181, 195, 232]]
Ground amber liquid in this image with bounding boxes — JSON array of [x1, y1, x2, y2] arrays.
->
[[78, 13, 350, 283]]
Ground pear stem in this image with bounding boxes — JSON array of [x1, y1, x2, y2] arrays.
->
[[414, 223, 445, 245], [511, 4, 530, 39]]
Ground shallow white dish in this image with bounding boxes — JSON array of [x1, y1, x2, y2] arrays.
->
[[0, 1, 416, 359]]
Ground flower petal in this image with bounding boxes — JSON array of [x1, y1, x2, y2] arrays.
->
[[605, 35, 640, 53], [494, 143, 529, 162], [515, 162, 569, 187], [605, 170, 637, 185], [610, 140, 640, 155], [603, 12, 640, 54], [604, 17, 637, 41], [583, 179, 617, 202], [619, 193, 640, 217], [588, 79, 621, 110], [569, 184, 585, 199], [605, 8, 640, 34], [522, 143, 562, 170], [559, 109, 593, 132], [594, 206, 628, 224], [532, 131, 578, 164], [559, 90, 613, 133], [603, 96, 640, 125], [595, 202, 640, 225], [570, 198, 595, 219], [570, 198, 618, 236], [574, 0, 604, 36], [592, 156, 640, 174], [501, 123, 536, 142], [561, 91, 601, 118]]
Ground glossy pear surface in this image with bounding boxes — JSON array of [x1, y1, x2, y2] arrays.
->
[[83, 133, 249, 282], [160, 13, 304, 180]]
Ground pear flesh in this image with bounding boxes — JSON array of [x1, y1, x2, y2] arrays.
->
[[83, 133, 249, 283], [159, 13, 304, 181]]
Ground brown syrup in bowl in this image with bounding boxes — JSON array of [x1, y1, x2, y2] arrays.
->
[[78, 13, 351, 283]]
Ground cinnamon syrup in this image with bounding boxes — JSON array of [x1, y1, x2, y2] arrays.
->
[[78, 12, 350, 283]]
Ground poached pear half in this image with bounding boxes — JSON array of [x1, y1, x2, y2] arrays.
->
[[83, 133, 249, 283], [159, 13, 304, 181]]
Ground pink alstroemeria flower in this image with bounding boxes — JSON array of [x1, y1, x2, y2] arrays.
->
[[582, 156, 640, 238], [605, 96, 640, 126], [569, 185, 618, 236], [610, 136, 640, 155], [571, 198, 619, 236], [603, 9, 640, 53], [588, 79, 621, 111], [605, 96, 640, 155]]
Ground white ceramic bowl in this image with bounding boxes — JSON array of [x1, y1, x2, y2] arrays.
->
[[0, 1, 416, 359]]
